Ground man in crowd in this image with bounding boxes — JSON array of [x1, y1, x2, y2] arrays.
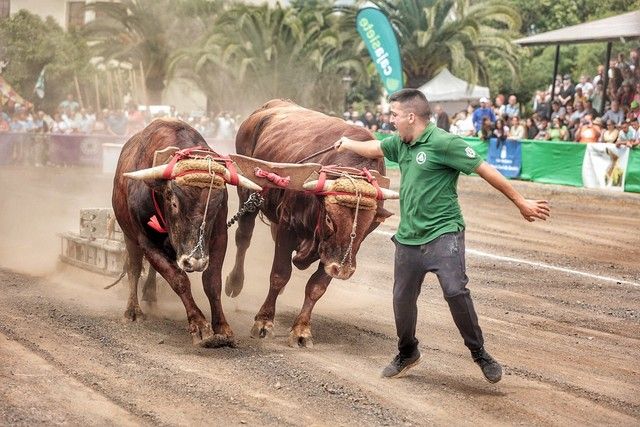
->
[[431, 104, 450, 132], [504, 95, 520, 119], [472, 97, 496, 133], [335, 88, 550, 383], [602, 101, 625, 125]]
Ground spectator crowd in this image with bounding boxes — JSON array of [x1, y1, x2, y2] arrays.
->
[[342, 47, 640, 149], [2, 46, 639, 168], [0, 93, 240, 166]]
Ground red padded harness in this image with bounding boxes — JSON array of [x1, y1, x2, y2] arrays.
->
[[147, 146, 239, 234]]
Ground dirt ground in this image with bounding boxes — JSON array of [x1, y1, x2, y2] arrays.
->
[[0, 164, 639, 426]]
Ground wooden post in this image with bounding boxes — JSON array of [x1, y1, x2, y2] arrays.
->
[[601, 41, 613, 116], [129, 68, 137, 105], [74, 73, 84, 109], [113, 69, 124, 109], [106, 71, 114, 109], [139, 61, 149, 106], [94, 73, 101, 111]]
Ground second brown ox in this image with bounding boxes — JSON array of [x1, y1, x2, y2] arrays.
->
[[226, 99, 398, 347]]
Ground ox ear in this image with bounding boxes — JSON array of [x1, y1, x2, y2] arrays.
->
[[229, 154, 322, 191], [375, 205, 393, 222], [152, 146, 180, 167]]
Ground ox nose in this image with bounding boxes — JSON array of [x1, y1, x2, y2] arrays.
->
[[178, 255, 209, 272], [325, 262, 355, 280]]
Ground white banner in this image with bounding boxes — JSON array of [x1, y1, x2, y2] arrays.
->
[[582, 143, 630, 191]]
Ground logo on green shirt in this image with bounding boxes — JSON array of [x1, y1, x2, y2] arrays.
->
[[465, 147, 477, 158], [416, 151, 427, 164]]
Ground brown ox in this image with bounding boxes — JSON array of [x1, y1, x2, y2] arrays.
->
[[225, 99, 396, 347], [112, 119, 260, 347]]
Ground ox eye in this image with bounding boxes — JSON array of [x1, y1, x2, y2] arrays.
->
[[325, 214, 334, 231]]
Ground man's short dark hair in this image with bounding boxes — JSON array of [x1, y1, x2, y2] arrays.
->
[[388, 89, 431, 120]]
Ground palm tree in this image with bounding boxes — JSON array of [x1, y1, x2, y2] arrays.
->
[[83, 0, 180, 104], [368, 0, 521, 88], [170, 1, 369, 113]]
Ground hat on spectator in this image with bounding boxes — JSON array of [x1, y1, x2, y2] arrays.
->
[[479, 97, 489, 104], [631, 100, 639, 110], [563, 74, 571, 80]]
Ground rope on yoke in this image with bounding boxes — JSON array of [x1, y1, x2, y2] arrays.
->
[[187, 158, 217, 259], [254, 167, 290, 187], [339, 172, 361, 269]]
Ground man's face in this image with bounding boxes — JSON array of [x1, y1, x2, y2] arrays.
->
[[389, 101, 414, 144]]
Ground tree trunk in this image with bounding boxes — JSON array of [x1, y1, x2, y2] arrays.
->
[[405, 74, 431, 89]]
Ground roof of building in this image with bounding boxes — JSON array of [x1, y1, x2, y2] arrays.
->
[[514, 10, 640, 46]]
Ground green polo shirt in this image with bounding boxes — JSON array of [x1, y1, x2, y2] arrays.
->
[[380, 123, 483, 245]]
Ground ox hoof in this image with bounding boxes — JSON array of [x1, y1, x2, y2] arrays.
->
[[288, 331, 313, 348], [250, 321, 275, 339], [123, 306, 145, 322], [190, 322, 215, 347], [224, 272, 244, 298]]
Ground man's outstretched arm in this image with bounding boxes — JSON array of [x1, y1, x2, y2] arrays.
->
[[475, 162, 551, 222], [334, 136, 384, 159]]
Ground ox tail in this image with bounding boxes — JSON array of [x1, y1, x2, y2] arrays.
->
[[104, 271, 125, 290]]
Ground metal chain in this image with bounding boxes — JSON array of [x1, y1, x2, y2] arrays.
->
[[227, 192, 264, 228], [339, 173, 361, 268], [187, 157, 216, 259]]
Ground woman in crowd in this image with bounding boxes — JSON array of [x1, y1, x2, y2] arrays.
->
[[508, 116, 526, 139], [478, 117, 493, 141], [600, 120, 620, 143], [493, 118, 509, 141], [525, 117, 538, 140], [548, 117, 568, 141]]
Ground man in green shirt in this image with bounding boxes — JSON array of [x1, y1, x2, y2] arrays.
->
[[335, 89, 550, 382]]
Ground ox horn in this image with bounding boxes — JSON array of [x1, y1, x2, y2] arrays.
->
[[222, 168, 263, 191], [302, 180, 400, 200], [123, 165, 166, 180], [123, 164, 262, 191]]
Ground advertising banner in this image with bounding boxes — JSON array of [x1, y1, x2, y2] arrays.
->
[[582, 143, 630, 191], [487, 138, 521, 178], [49, 134, 122, 167], [356, 8, 403, 94]]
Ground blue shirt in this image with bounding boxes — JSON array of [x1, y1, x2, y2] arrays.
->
[[472, 107, 496, 131]]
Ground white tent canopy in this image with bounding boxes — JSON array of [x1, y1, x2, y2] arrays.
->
[[418, 68, 490, 102]]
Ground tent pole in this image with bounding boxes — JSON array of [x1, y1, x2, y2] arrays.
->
[[601, 41, 612, 116], [550, 44, 560, 118]]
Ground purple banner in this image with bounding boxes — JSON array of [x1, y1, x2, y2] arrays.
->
[[49, 134, 124, 167], [0, 133, 236, 168]]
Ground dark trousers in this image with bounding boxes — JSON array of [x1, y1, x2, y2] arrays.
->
[[392, 231, 484, 356]]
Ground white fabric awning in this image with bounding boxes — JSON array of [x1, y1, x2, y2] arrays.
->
[[417, 68, 490, 102], [514, 10, 640, 46]]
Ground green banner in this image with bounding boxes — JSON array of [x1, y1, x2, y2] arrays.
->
[[375, 133, 640, 192], [520, 140, 586, 187], [356, 8, 403, 94], [624, 148, 640, 193]]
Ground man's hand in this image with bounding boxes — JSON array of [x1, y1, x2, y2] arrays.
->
[[517, 199, 551, 222], [332, 136, 384, 159], [334, 136, 347, 152]]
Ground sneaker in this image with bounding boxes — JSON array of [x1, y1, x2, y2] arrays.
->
[[381, 351, 422, 378], [472, 348, 502, 383]]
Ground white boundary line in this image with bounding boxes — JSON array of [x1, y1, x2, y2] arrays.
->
[[373, 229, 640, 288]]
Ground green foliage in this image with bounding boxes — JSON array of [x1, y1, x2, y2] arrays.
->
[[487, 0, 640, 113], [83, 0, 181, 103], [170, 1, 369, 113], [0, 10, 90, 112], [360, 0, 522, 88]]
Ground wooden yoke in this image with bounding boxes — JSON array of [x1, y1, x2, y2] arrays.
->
[[229, 154, 322, 191]]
